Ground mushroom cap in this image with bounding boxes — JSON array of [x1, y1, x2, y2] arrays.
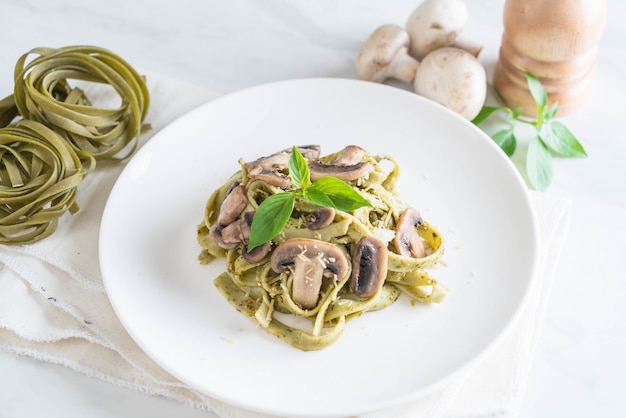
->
[[270, 238, 349, 309], [240, 211, 272, 263], [216, 183, 247, 226], [350, 236, 389, 299], [308, 160, 374, 182], [355, 24, 415, 83], [270, 238, 349, 279], [405, 0, 469, 59], [246, 145, 321, 188], [209, 224, 239, 250], [331, 145, 366, 166], [305, 207, 336, 230], [220, 217, 250, 246], [309, 145, 374, 182], [413, 47, 487, 121], [242, 240, 272, 264], [394, 207, 426, 258]]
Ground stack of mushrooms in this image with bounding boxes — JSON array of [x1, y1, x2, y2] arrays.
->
[[355, 0, 486, 121]]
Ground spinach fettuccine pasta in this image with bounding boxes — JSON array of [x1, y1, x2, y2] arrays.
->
[[197, 145, 445, 351], [0, 45, 150, 244], [0, 121, 95, 244], [2, 45, 150, 160]]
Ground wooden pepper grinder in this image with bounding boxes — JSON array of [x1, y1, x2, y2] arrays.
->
[[493, 0, 607, 116]]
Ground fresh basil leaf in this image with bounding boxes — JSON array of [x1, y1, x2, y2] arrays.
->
[[288, 146, 310, 190], [492, 128, 517, 157], [303, 187, 334, 208], [526, 137, 553, 192], [542, 121, 588, 157], [545, 102, 559, 120], [248, 191, 295, 250], [306, 177, 371, 212], [472, 105, 501, 125], [525, 72, 547, 111]]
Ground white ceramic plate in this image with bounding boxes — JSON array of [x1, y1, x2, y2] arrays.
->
[[99, 78, 539, 417]]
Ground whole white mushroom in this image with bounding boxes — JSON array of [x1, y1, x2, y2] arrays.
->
[[355, 24, 420, 84], [413, 47, 487, 120], [405, 0, 482, 60]]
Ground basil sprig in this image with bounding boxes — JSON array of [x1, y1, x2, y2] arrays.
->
[[247, 146, 372, 250], [472, 72, 587, 192]]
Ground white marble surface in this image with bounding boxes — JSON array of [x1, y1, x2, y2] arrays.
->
[[1, 1, 625, 417]]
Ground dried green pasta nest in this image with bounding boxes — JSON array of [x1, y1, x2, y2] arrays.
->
[[1, 45, 150, 160], [0, 120, 95, 244], [0, 45, 150, 245]]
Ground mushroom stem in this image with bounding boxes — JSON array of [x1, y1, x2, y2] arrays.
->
[[291, 255, 326, 310], [390, 53, 420, 84], [270, 238, 349, 310]]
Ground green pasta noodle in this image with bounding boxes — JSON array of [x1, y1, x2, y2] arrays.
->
[[197, 145, 446, 351], [0, 120, 95, 244], [1, 45, 150, 160], [0, 45, 150, 245]]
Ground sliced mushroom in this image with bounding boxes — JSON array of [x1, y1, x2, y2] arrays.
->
[[212, 210, 272, 263], [394, 207, 426, 258], [309, 160, 374, 182], [240, 211, 272, 263], [350, 236, 388, 299], [220, 217, 250, 247], [216, 183, 247, 226], [242, 240, 272, 264], [305, 207, 336, 230], [209, 183, 249, 250], [308, 145, 374, 182], [209, 225, 238, 250], [332, 145, 366, 166], [270, 238, 349, 309], [245, 145, 321, 187], [292, 145, 321, 160]]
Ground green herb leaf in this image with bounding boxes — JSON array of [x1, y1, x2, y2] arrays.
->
[[542, 121, 588, 158], [247, 145, 378, 248], [492, 128, 517, 157], [248, 192, 295, 250], [471, 105, 501, 125], [472, 74, 585, 191], [305, 176, 372, 212], [288, 146, 310, 189], [526, 136, 553, 192], [525, 72, 547, 111], [302, 187, 334, 208], [545, 103, 559, 120]]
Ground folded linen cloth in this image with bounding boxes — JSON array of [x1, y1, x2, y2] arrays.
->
[[0, 72, 571, 418]]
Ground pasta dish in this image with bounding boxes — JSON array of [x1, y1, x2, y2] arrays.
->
[[197, 145, 445, 351]]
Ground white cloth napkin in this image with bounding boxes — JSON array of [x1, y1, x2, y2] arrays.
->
[[0, 73, 571, 418]]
